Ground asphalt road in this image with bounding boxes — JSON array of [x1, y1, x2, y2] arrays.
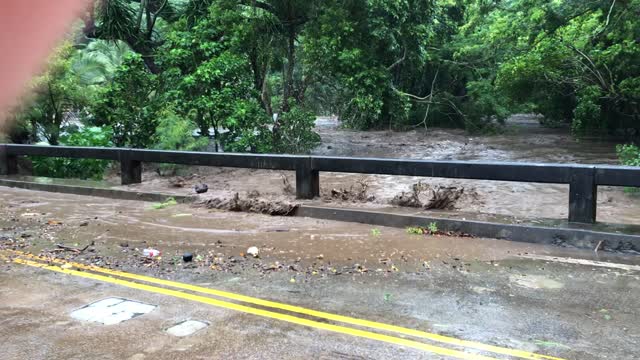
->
[[1, 187, 639, 359]]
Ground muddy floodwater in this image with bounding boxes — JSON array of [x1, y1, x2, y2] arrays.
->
[[2, 187, 637, 276], [116, 115, 640, 226]]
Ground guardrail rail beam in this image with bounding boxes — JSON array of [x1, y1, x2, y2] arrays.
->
[[4, 144, 640, 225]]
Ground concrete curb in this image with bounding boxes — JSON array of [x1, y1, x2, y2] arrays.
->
[[296, 206, 640, 253], [0, 178, 194, 203]]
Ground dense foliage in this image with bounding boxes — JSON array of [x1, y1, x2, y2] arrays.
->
[[5, 0, 640, 157], [31, 126, 114, 180], [618, 144, 640, 167]]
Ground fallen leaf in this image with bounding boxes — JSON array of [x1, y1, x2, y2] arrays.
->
[[171, 213, 192, 218]]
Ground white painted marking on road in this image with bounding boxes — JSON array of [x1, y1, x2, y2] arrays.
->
[[70, 297, 156, 325], [518, 254, 640, 271], [166, 320, 209, 337]]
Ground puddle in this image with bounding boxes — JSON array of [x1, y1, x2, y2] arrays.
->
[[70, 298, 156, 325], [510, 275, 564, 290]]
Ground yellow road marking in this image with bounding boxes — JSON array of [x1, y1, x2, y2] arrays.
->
[[5, 250, 566, 360], [12, 257, 496, 360]]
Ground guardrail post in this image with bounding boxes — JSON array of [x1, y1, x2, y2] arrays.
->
[[568, 167, 597, 223], [119, 149, 142, 185], [296, 157, 319, 199], [0, 145, 18, 176]]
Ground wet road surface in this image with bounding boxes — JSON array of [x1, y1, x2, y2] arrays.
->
[[1, 188, 639, 359]]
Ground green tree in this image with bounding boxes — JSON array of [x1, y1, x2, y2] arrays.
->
[[19, 42, 88, 145], [461, 0, 640, 135], [83, 0, 177, 73], [159, 2, 320, 153], [159, 13, 264, 150], [73, 39, 132, 86], [91, 54, 159, 148]]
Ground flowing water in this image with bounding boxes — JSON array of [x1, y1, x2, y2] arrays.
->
[[309, 114, 639, 224], [116, 114, 640, 225]]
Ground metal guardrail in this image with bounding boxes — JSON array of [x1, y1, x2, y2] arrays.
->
[[2, 144, 639, 224]]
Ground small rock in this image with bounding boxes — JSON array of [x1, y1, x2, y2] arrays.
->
[[247, 246, 260, 258], [194, 183, 209, 194], [316, 254, 324, 260], [79, 222, 89, 227], [183, 253, 193, 262]]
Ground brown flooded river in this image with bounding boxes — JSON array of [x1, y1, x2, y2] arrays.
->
[[313, 114, 618, 164], [117, 114, 640, 225]]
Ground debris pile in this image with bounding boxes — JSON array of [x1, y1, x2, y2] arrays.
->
[[391, 182, 464, 210], [168, 177, 187, 188], [325, 179, 375, 202], [281, 174, 295, 195], [200, 193, 299, 216], [424, 186, 464, 210]]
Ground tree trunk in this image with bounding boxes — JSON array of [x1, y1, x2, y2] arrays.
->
[[282, 26, 296, 112], [197, 111, 209, 137], [261, 61, 273, 118], [213, 124, 220, 152], [250, 47, 273, 117], [126, 37, 161, 74], [47, 116, 61, 146]]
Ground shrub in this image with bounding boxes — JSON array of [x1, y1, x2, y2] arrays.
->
[[153, 110, 208, 152], [616, 144, 640, 193], [152, 109, 209, 175], [31, 126, 113, 180], [273, 104, 321, 154], [617, 144, 640, 167]]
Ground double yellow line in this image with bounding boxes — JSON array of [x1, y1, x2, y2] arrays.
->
[[2, 250, 565, 360]]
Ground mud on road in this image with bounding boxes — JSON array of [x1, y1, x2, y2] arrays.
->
[[1, 187, 640, 359]]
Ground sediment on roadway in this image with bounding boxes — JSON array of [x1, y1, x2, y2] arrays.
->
[[1, 177, 638, 253]]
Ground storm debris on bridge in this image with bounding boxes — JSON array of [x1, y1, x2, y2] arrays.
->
[[199, 193, 299, 216]]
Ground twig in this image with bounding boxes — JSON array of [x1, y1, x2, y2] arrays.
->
[[604, 0, 616, 28], [387, 46, 407, 71], [419, 69, 439, 131], [55, 241, 94, 254], [594, 240, 604, 253]]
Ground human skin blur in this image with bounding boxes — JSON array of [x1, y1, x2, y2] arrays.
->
[[0, 0, 87, 131]]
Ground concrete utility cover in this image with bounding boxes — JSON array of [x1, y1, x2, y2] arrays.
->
[[166, 320, 209, 337], [70, 298, 156, 325]]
